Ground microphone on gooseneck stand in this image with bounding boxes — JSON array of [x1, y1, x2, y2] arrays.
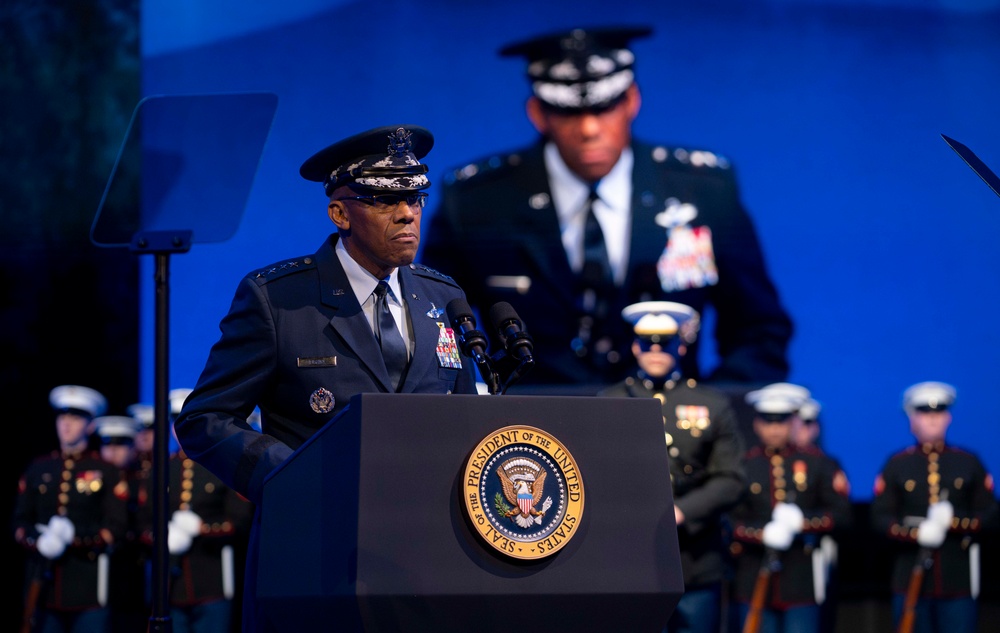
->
[[488, 301, 535, 393], [445, 298, 499, 395]]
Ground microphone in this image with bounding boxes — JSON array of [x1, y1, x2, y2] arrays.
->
[[488, 302, 534, 365], [445, 298, 498, 393]]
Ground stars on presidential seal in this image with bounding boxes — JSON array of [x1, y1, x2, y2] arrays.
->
[[462, 425, 585, 560]]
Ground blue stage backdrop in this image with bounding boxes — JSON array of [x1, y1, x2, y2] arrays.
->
[[139, 0, 1000, 500]]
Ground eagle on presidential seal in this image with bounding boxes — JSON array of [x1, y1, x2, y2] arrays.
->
[[497, 457, 554, 529]]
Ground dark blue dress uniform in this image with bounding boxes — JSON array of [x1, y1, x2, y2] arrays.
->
[[423, 140, 791, 388], [13, 449, 130, 619], [870, 443, 999, 609], [174, 124, 480, 633], [422, 27, 791, 388], [600, 376, 746, 589], [729, 445, 853, 609], [174, 234, 479, 505]]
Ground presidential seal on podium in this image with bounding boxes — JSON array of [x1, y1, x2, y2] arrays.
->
[[462, 425, 585, 560]]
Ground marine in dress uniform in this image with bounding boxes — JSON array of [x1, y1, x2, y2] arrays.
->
[[173, 125, 480, 633], [94, 414, 150, 633], [791, 397, 844, 633], [421, 26, 792, 390], [870, 382, 999, 633], [598, 301, 747, 633], [13, 385, 131, 633], [134, 389, 250, 633], [729, 383, 852, 633]]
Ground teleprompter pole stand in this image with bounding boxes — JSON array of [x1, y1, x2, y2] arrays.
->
[[131, 229, 193, 633]]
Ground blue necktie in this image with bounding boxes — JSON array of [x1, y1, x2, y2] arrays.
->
[[373, 280, 408, 390], [581, 185, 612, 294]]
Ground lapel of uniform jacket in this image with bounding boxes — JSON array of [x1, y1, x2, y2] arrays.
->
[[627, 141, 672, 291], [394, 265, 441, 392], [515, 142, 586, 308], [316, 235, 394, 392]]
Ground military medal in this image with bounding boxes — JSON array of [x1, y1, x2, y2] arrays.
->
[[435, 323, 463, 369]]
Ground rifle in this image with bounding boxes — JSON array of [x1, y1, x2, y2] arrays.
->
[[742, 547, 781, 633], [20, 559, 50, 633], [897, 546, 934, 633]]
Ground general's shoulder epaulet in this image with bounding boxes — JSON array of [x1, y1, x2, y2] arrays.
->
[[647, 143, 732, 170], [409, 262, 460, 287], [443, 151, 524, 186], [248, 256, 317, 285]]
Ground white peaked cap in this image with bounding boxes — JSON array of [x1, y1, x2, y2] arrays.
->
[[50, 385, 107, 418]]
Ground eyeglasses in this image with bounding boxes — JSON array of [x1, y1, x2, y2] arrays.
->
[[636, 334, 674, 352], [914, 405, 947, 413], [336, 192, 428, 209]]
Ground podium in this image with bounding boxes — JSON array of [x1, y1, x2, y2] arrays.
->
[[258, 393, 683, 632]]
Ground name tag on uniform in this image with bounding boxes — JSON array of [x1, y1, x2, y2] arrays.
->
[[297, 356, 337, 368]]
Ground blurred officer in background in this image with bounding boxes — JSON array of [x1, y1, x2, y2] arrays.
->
[[157, 388, 253, 633], [870, 381, 999, 633], [94, 415, 138, 470], [792, 397, 821, 450], [128, 402, 155, 472], [599, 301, 746, 633], [13, 385, 130, 633], [422, 25, 792, 391], [94, 414, 148, 632], [729, 383, 852, 633], [789, 395, 844, 633]]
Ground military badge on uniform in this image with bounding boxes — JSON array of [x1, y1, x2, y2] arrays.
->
[[425, 303, 444, 318], [462, 425, 585, 560], [309, 387, 335, 413], [435, 323, 463, 369], [655, 198, 719, 292], [76, 470, 104, 494], [675, 405, 710, 437], [793, 460, 808, 492]]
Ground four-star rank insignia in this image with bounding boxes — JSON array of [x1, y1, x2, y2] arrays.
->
[[462, 425, 584, 560]]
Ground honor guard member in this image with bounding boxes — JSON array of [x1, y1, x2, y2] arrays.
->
[[789, 396, 844, 633], [13, 385, 131, 633], [94, 414, 147, 633], [792, 397, 822, 450], [97, 405, 156, 633], [729, 383, 852, 633], [128, 402, 155, 470], [143, 388, 251, 633], [94, 415, 139, 470], [422, 25, 792, 390], [174, 124, 479, 633], [598, 301, 746, 633], [870, 382, 999, 633]]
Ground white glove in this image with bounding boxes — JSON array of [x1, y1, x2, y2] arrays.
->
[[927, 500, 954, 530], [762, 521, 794, 551], [48, 515, 76, 544], [772, 502, 805, 535], [916, 518, 947, 548], [167, 523, 194, 555], [36, 527, 66, 559], [170, 510, 203, 537]]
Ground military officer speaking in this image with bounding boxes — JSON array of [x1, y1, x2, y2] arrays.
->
[[599, 301, 747, 633], [174, 124, 480, 633], [870, 381, 999, 633]]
